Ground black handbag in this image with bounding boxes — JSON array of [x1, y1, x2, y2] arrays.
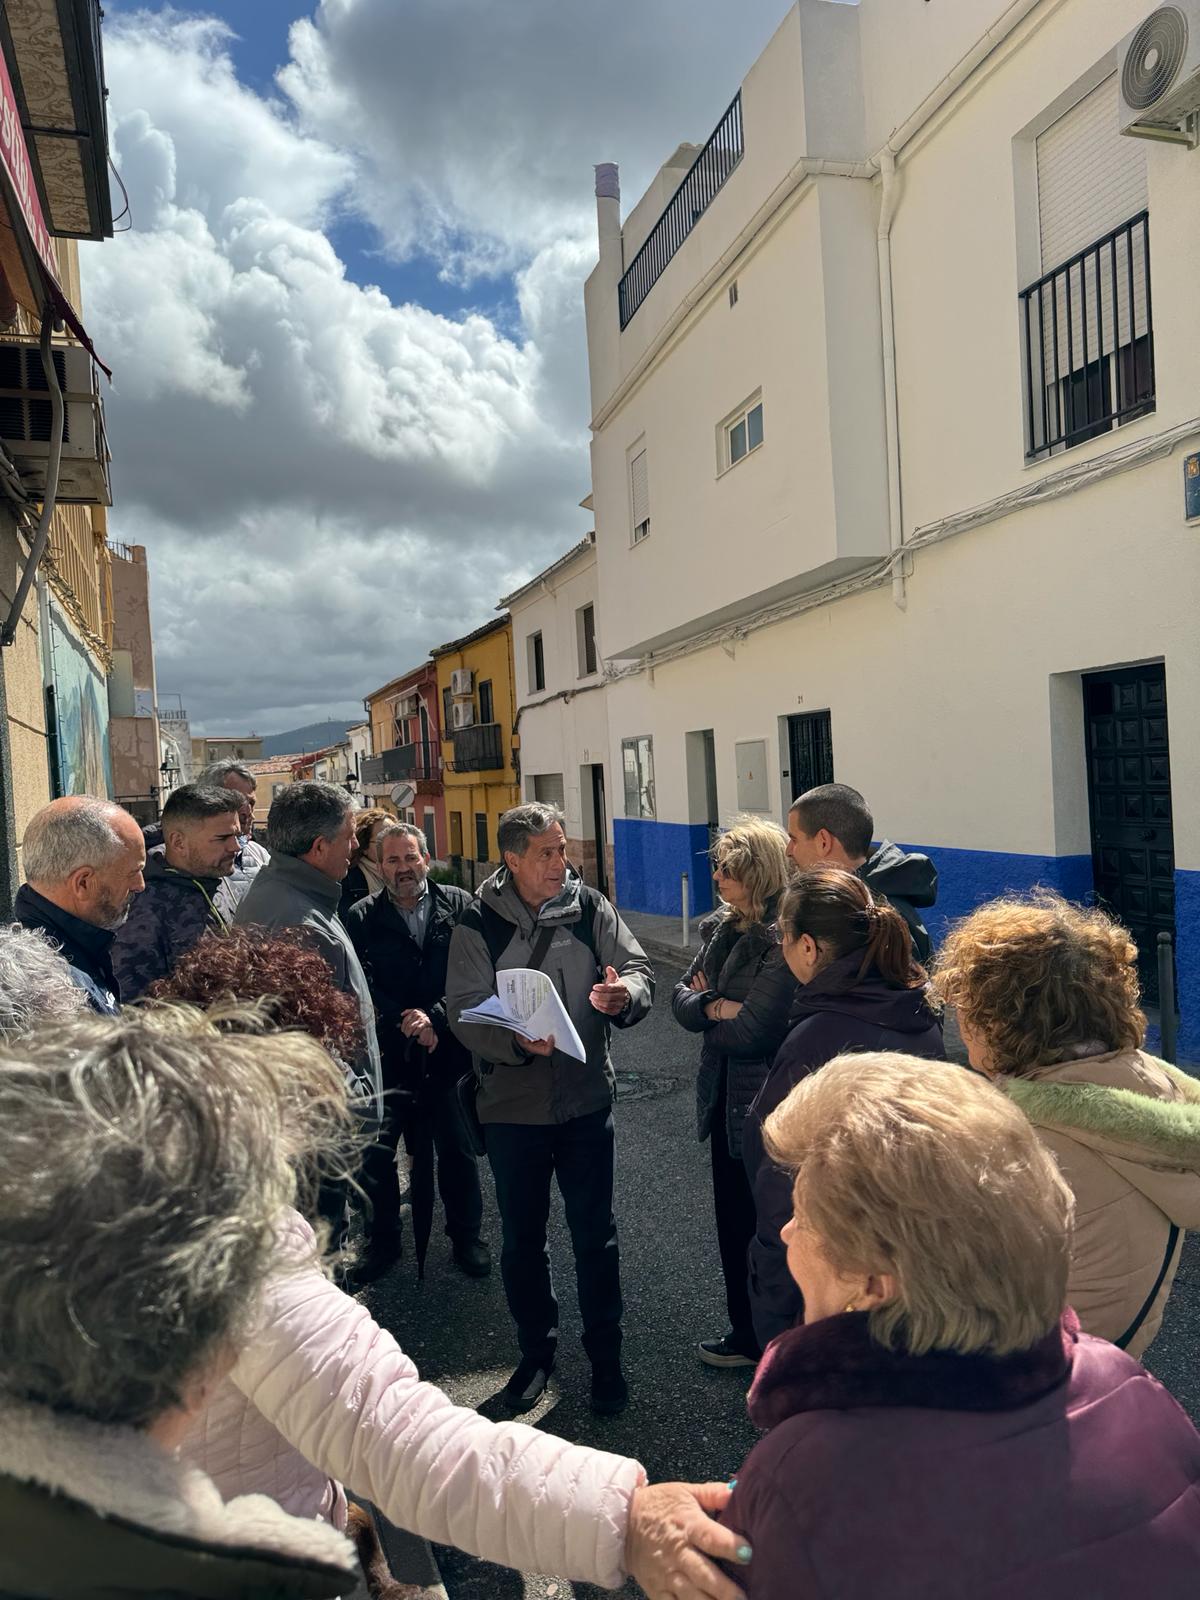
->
[[456, 923, 555, 1156]]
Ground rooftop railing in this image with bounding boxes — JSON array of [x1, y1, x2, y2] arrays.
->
[[618, 93, 744, 331]]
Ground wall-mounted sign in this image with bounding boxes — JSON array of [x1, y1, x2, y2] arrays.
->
[[1186, 452, 1200, 523]]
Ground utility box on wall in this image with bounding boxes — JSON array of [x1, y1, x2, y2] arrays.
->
[[735, 739, 769, 812], [1185, 452, 1200, 522]]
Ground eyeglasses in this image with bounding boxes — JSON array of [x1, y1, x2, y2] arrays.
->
[[714, 862, 739, 879]]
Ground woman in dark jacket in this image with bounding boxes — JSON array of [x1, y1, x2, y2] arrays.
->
[[672, 817, 797, 1367], [337, 806, 392, 920], [744, 866, 943, 1349]]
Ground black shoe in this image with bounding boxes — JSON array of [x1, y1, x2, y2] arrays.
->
[[502, 1354, 553, 1412], [452, 1239, 492, 1278], [344, 1235, 403, 1291], [697, 1333, 760, 1369], [590, 1361, 628, 1416]]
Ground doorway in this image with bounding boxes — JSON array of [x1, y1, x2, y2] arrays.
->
[[685, 729, 719, 843], [588, 764, 610, 899], [1083, 665, 1174, 1005], [781, 710, 834, 810]]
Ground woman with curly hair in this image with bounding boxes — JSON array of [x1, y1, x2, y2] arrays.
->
[[339, 807, 394, 920], [933, 891, 1200, 1357]]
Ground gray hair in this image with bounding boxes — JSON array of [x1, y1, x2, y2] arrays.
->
[[266, 782, 353, 858], [0, 925, 85, 1041], [0, 1005, 354, 1428], [23, 798, 128, 884], [497, 803, 565, 860], [375, 820, 428, 859], [197, 760, 256, 789]]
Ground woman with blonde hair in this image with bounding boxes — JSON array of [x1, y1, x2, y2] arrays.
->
[[338, 805, 394, 918], [743, 866, 942, 1348], [672, 816, 796, 1367], [933, 891, 1200, 1357], [721, 1051, 1200, 1596]]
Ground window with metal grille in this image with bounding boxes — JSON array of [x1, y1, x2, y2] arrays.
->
[[622, 736, 655, 820], [1020, 77, 1153, 459], [630, 448, 650, 544]]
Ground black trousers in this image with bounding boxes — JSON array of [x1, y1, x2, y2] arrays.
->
[[710, 1103, 760, 1354], [484, 1106, 622, 1366], [361, 1078, 484, 1247]]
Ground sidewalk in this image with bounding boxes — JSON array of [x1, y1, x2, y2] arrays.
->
[[620, 906, 701, 973]]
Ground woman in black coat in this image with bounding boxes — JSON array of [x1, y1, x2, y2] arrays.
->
[[744, 865, 944, 1350], [672, 817, 797, 1367]]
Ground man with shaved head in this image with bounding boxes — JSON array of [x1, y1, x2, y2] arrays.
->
[[12, 797, 146, 1013]]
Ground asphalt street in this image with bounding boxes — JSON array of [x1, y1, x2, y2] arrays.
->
[[363, 954, 1200, 1598]]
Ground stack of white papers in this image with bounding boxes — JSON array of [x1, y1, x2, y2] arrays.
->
[[459, 967, 587, 1062]]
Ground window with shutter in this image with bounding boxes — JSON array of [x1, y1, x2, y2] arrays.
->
[[1037, 76, 1147, 273], [630, 449, 650, 544]]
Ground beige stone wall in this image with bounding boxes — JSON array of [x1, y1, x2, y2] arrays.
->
[[0, 514, 51, 880]]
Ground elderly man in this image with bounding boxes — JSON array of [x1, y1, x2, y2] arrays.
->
[[112, 784, 241, 1000], [346, 821, 488, 1281], [235, 782, 381, 1113], [448, 803, 654, 1416], [12, 797, 146, 1013]]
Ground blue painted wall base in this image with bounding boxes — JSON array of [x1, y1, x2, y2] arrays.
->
[[1174, 870, 1200, 1061], [614, 819, 714, 917]]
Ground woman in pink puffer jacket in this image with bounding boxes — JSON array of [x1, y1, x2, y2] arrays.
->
[[180, 1213, 746, 1599]]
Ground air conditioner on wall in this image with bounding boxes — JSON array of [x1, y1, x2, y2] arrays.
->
[[451, 701, 475, 729], [0, 341, 111, 504], [1119, 3, 1200, 144], [450, 668, 474, 696], [396, 693, 419, 719]]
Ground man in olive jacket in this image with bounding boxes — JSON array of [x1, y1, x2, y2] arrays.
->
[[447, 802, 653, 1417]]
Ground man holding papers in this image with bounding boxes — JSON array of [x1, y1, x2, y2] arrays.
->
[[448, 802, 654, 1418]]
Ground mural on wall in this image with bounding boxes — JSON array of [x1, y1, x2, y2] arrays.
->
[[46, 600, 112, 798]]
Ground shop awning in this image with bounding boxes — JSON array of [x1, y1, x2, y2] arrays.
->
[[0, 46, 109, 375]]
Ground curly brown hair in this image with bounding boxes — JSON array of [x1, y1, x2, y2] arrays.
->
[[146, 927, 364, 1060], [930, 891, 1145, 1076]]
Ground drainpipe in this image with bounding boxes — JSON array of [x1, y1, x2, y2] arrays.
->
[[876, 149, 905, 606]]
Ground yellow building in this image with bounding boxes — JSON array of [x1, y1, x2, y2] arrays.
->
[[432, 615, 518, 887]]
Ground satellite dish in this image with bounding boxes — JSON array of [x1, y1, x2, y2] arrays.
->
[[391, 782, 416, 809]]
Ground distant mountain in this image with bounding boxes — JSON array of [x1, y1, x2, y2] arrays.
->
[[259, 720, 351, 758]]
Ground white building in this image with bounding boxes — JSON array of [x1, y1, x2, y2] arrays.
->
[[500, 534, 613, 897], [584, 0, 1200, 1050]]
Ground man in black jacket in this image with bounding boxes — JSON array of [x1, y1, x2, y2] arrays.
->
[[786, 783, 938, 962], [13, 797, 146, 1013], [345, 821, 489, 1280]]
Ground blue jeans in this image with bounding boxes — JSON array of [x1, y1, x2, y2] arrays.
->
[[484, 1106, 622, 1365]]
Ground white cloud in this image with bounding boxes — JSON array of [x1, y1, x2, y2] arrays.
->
[[83, 1, 787, 733]]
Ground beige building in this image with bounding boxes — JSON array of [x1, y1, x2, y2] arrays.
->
[[0, 6, 116, 909], [191, 734, 266, 769], [244, 756, 300, 830], [106, 542, 163, 824]]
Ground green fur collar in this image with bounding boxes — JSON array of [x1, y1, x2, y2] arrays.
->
[[1005, 1060, 1200, 1168]]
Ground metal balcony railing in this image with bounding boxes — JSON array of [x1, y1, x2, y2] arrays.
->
[[618, 92, 744, 331], [1019, 211, 1154, 461], [450, 722, 505, 773], [360, 742, 439, 786]]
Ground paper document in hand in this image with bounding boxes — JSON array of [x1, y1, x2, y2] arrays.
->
[[458, 967, 587, 1063]]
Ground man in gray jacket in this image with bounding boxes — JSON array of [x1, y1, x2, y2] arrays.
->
[[448, 802, 653, 1416], [234, 782, 382, 1114]]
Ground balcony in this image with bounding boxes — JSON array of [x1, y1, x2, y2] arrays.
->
[[1019, 211, 1154, 461], [360, 742, 439, 787], [618, 92, 744, 330], [450, 722, 504, 773], [3, 0, 114, 238]]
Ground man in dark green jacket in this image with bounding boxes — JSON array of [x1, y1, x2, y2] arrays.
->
[[448, 803, 653, 1417]]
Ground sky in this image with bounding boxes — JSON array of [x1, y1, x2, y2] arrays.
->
[[83, 0, 789, 735]]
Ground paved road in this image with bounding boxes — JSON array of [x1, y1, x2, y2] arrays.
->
[[364, 956, 1200, 1598]]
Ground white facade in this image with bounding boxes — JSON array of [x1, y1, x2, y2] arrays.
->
[[585, 0, 1200, 1050], [501, 536, 614, 895]]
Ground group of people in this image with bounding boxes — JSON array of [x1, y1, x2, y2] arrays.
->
[[2, 773, 1200, 1597]]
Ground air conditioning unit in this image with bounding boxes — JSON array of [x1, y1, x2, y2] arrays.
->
[[451, 701, 475, 729], [0, 340, 111, 504], [450, 668, 474, 696], [396, 693, 419, 719], [1119, 3, 1200, 145]]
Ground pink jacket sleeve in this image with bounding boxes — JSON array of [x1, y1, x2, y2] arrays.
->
[[229, 1218, 645, 1589]]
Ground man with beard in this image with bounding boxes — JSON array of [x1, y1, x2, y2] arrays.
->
[[112, 785, 242, 1000], [346, 822, 489, 1281], [12, 798, 146, 1013]]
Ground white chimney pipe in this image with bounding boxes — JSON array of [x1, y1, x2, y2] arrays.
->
[[594, 163, 622, 271]]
